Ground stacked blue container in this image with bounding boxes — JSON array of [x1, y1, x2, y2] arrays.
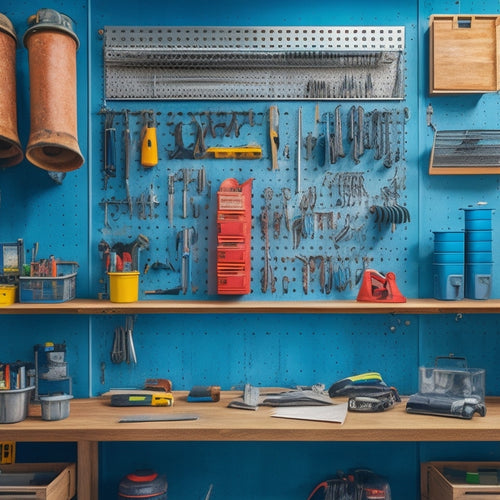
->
[[432, 231, 465, 300], [462, 207, 494, 300]]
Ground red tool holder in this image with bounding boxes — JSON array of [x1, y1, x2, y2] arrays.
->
[[216, 178, 253, 295], [356, 269, 406, 303]]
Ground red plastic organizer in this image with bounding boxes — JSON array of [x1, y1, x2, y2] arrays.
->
[[216, 178, 253, 295]]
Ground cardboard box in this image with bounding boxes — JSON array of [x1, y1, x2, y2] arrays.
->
[[422, 461, 500, 499], [0, 462, 76, 499]]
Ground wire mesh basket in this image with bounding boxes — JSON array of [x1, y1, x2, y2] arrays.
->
[[19, 263, 78, 303]]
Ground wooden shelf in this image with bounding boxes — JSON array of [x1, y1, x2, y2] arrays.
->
[[4, 392, 500, 443], [1, 298, 500, 315]]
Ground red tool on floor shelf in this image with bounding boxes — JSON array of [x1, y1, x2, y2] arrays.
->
[[356, 269, 406, 303]]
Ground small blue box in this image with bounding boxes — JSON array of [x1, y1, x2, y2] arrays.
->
[[433, 231, 464, 242], [433, 263, 464, 301], [465, 262, 492, 300]]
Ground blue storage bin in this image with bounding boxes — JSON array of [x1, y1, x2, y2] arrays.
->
[[461, 207, 494, 220], [465, 262, 492, 300], [434, 240, 464, 253], [433, 252, 465, 264], [465, 219, 492, 231], [465, 230, 493, 241], [465, 240, 492, 252], [466, 251, 493, 263], [433, 263, 464, 301], [433, 231, 464, 242]]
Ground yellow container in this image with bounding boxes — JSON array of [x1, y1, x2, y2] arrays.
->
[[0, 285, 16, 306], [108, 272, 139, 303]]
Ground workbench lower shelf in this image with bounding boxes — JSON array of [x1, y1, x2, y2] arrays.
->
[[5, 393, 500, 500], [0, 462, 76, 500]]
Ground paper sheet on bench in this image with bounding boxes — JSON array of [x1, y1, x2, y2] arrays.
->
[[271, 403, 348, 424]]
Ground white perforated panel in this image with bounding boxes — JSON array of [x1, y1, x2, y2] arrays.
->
[[103, 25, 405, 100]]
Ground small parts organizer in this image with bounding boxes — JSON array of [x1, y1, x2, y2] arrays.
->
[[19, 262, 78, 303], [216, 178, 253, 294]]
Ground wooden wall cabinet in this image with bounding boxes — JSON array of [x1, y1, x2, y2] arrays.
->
[[429, 14, 500, 94]]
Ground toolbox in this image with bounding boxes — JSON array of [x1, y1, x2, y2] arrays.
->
[[0, 462, 76, 499], [19, 263, 78, 303], [429, 15, 500, 94], [421, 461, 500, 499]]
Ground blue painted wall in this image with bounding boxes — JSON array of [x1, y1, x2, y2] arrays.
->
[[1, 0, 500, 498]]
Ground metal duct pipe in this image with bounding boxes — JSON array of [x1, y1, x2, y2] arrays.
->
[[0, 13, 23, 168], [23, 8, 84, 172]]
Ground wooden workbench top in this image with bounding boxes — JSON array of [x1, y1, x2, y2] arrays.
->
[[2, 392, 500, 443], [3, 298, 500, 315]]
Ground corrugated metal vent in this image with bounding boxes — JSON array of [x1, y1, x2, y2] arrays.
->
[[430, 130, 500, 174]]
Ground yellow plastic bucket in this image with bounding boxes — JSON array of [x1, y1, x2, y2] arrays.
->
[[108, 272, 139, 303], [0, 285, 16, 306]]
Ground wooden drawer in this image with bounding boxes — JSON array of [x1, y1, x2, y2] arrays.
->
[[422, 461, 500, 499], [0, 462, 76, 499], [429, 15, 500, 94]]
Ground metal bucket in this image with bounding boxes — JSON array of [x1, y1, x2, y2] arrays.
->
[[0, 387, 35, 423]]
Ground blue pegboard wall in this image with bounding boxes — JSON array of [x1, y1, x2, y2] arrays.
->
[[0, 2, 90, 298], [92, 312, 419, 395], [418, 0, 500, 298], [88, 4, 420, 302], [91, 102, 417, 300], [2, 1, 500, 499]]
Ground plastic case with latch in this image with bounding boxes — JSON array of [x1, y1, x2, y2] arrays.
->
[[419, 355, 485, 401], [406, 355, 486, 419]]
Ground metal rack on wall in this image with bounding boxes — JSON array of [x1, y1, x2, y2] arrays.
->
[[102, 25, 405, 100], [96, 24, 413, 301]]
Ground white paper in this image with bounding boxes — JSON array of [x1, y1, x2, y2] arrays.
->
[[271, 403, 348, 424]]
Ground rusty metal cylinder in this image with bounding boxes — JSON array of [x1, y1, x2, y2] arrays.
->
[[0, 14, 23, 168], [23, 9, 84, 172]]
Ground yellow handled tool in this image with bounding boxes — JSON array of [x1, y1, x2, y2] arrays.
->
[[204, 145, 262, 159], [110, 392, 174, 407], [141, 111, 158, 167]]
